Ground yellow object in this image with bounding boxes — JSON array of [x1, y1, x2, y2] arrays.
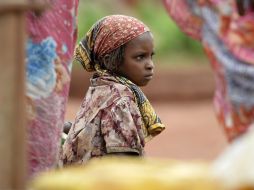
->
[[30, 157, 224, 190]]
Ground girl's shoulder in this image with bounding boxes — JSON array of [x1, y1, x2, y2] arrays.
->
[[87, 79, 135, 105], [113, 82, 134, 96], [88, 75, 136, 106]]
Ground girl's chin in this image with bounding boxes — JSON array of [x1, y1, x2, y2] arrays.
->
[[138, 80, 150, 87]]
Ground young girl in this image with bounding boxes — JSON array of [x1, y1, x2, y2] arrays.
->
[[61, 15, 165, 165]]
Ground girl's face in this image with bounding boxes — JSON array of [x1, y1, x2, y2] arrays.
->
[[117, 32, 155, 86]]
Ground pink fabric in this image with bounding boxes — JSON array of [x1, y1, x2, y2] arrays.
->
[[162, 0, 202, 40], [163, 0, 254, 141], [163, 0, 254, 64], [26, 0, 79, 177], [223, 12, 254, 64]]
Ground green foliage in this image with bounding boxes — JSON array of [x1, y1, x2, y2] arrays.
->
[[135, 1, 204, 60], [76, 0, 206, 66], [77, 1, 108, 41]]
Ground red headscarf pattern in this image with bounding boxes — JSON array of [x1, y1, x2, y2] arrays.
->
[[74, 14, 150, 72]]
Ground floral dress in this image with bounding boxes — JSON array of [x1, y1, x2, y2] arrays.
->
[[62, 75, 146, 165]]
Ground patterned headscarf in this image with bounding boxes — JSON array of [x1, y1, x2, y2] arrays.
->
[[74, 15, 165, 140], [74, 14, 150, 71]]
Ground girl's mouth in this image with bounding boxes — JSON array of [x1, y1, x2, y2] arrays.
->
[[144, 74, 153, 80]]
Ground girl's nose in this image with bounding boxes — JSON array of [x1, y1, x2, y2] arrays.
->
[[146, 60, 154, 70]]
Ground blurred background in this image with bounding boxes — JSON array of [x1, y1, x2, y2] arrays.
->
[[65, 0, 228, 161]]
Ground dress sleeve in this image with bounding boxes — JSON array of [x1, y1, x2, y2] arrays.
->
[[101, 96, 145, 155]]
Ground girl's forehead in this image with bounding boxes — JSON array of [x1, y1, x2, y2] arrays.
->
[[126, 32, 154, 48]]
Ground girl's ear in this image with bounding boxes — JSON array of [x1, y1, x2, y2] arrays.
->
[[103, 54, 110, 65]]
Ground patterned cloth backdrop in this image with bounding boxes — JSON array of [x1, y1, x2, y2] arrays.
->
[[26, 0, 79, 177], [163, 0, 254, 141]]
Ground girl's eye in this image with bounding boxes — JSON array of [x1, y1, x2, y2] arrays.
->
[[135, 52, 155, 61], [136, 55, 145, 61]]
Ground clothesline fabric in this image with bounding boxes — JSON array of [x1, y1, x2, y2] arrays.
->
[[163, 0, 254, 141], [26, 0, 79, 177]]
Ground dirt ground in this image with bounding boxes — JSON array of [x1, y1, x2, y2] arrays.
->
[[65, 98, 228, 162]]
